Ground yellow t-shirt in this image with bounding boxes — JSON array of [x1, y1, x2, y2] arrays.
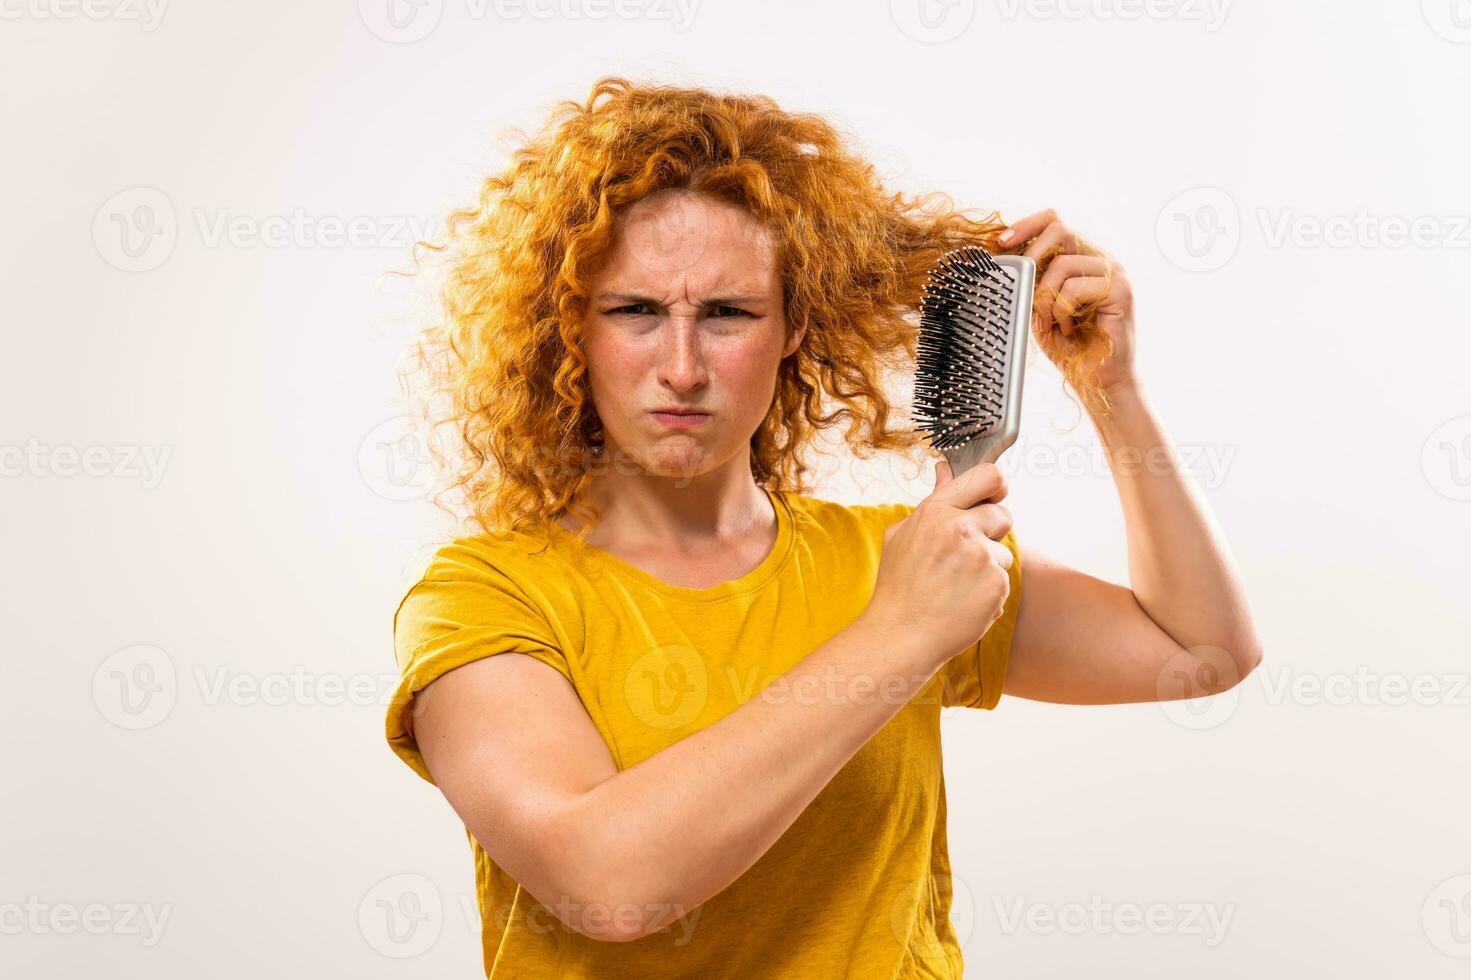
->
[[385, 488, 1022, 979]]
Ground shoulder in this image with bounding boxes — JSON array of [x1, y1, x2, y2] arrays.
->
[[410, 528, 551, 583], [397, 530, 551, 608], [778, 490, 917, 547], [392, 528, 565, 662]]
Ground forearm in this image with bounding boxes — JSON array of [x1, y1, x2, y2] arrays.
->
[[1088, 380, 1262, 670], [565, 608, 941, 935]]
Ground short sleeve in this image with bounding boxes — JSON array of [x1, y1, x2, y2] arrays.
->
[[937, 528, 1022, 710], [385, 542, 572, 785]]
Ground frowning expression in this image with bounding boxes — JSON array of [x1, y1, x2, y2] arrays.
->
[[581, 189, 803, 479]]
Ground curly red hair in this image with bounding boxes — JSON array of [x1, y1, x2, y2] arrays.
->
[[397, 76, 1113, 541]]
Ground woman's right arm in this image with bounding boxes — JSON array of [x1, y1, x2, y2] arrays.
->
[[412, 462, 1014, 944]]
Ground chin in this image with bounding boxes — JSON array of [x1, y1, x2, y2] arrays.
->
[[614, 437, 719, 484], [647, 445, 712, 483]]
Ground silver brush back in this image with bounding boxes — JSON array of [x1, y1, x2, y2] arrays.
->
[[913, 245, 1035, 476]]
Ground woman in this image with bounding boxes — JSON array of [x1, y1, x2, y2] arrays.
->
[[384, 76, 1262, 978]]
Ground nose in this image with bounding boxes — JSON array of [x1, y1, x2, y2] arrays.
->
[[657, 316, 709, 393]]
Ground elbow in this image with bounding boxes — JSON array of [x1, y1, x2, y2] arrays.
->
[[1168, 634, 1261, 700], [563, 873, 667, 944], [1225, 626, 1265, 688], [1238, 640, 1264, 682], [558, 866, 679, 944], [1204, 634, 1264, 695], [534, 811, 672, 944]]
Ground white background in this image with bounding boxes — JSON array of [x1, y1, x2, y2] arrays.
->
[[3, 1, 1470, 976]]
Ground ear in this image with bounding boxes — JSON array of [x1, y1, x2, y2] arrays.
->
[[781, 322, 806, 358]]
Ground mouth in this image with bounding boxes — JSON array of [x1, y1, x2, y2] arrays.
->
[[649, 408, 712, 429]]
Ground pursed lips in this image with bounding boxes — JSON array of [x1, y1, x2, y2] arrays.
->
[[649, 408, 712, 427]]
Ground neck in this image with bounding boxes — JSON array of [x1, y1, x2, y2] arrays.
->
[[567, 450, 774, 549]]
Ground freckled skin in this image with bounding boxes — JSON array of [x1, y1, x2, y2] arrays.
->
[[559, 189, 807, 578], [582, 189, 804, 485]]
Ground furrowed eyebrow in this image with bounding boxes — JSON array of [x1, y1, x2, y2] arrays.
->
[[595, 291, 765, 306]]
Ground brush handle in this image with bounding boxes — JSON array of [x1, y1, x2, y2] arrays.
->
[[941, 431, 1016, 478]]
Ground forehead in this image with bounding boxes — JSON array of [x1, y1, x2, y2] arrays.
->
[[594, 189, 781, 296]]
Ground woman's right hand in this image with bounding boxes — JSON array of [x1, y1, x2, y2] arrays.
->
[[866, 458, 1015, 669]]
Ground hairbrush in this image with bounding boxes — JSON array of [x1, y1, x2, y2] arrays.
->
[[912, 244, 1035, 476]]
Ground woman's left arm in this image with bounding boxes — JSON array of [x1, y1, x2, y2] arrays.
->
[[993, 209, 1264, 705]]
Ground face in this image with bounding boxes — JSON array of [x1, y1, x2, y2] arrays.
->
[[581, 189, 803, 482]]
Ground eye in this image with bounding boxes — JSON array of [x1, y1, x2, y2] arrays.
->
[[709, 305, 753, 319], [608, 303, 654, 317]]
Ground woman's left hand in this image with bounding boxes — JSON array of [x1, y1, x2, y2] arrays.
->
[[994, 208, 1137, 395]]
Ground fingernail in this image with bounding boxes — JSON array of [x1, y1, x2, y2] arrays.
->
[[998, 228, 1015, 244]]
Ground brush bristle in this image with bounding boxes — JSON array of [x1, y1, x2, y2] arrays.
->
[[913, 245, 1020, 451]]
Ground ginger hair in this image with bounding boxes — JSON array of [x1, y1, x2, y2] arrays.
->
[[396, 75, 1113, 541]]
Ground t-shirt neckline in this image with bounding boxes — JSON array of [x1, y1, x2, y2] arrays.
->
[[546, 487, 795, 602]]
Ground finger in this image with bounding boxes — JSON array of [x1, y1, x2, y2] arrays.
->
[[1052, 276, 1111, 337], [1022, 221, 1084, 270], [995, 208, 1058, 252], [1036, 253, 1110, 333], [982, 466, 1009, 504], [930, 460, 1007, 510], [988, 538, 1014, 571], [960, 501, 1014, 542], [934, 457, 952, 491], [1036, 253, 1108, 305]]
